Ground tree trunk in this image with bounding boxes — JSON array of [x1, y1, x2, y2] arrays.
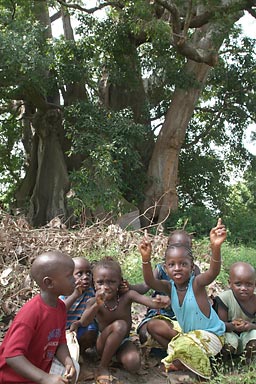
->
[[142, 60, 211, 225], [27, 109, 70, 227]]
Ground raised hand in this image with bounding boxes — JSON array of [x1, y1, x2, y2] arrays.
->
[[138, 237, 152, 262], [210, 218, 227, 247]]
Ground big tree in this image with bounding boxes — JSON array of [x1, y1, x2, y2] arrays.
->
[[0, 0, 255, 227]]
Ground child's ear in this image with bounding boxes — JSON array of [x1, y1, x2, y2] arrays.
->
[[43, 276, 54, 288]]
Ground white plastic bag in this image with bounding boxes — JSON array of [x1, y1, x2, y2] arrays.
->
[[66, 330, 80, 362]]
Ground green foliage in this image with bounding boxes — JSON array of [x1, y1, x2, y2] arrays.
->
[[178, 147, 229, 211], [222, 180, 256, 245], [65, 102, 148, 216], [0, 112, 24, 208], [165, 206, 217, 239]]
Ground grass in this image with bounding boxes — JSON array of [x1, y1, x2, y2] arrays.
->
[[209, 356, 256, 383]]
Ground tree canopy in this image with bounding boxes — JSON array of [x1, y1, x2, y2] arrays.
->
[[0, 0, 255, 239]]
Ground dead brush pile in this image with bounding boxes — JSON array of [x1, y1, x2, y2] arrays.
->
[[0, 212, 169, 342], [0, 211, 222, 343]]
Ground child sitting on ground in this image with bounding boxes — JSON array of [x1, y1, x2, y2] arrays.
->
[[137, 230, 200, 352], [214, 261, 256, 364], [0, 250, 79, 384], [139, 218, 227, 381], [70, 257, 170, 384], [60, 257, 98, 360]]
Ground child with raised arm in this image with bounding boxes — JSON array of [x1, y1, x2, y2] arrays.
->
[[60, 257, 98, 359], [0, 250, 79, 384], [137, 230, 199, 351], [70, 257, 170, 384], [214, 261, 256, 364], [139, 219, 227, 381]]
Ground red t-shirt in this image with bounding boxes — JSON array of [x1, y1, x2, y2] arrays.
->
[[0, 294, 67, 383]]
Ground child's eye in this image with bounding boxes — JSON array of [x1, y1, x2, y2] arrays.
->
[[86, 271, 92, 277]]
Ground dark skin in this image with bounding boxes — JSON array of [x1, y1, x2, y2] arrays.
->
[[139, 219, 226, 315], [139, 218, 226, 370], [62, 257, 97, 355], [138, 231, 201, 348], [6, 251, 77, 384], [71, 265, 169, 380], [217, 262, 256, 362]]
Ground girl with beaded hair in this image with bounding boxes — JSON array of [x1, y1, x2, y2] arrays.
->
[[139, 219, 227, 381]]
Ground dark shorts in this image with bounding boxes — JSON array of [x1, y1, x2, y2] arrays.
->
[[77, 321, 98, 339]]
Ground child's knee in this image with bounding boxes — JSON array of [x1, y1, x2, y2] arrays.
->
[[112, 319, 129, 335]]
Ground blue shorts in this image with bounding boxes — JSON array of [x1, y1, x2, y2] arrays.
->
[[77, 321, 98, 340]]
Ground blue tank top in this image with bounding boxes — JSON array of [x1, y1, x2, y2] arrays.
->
[[171, 275, 225, 336]]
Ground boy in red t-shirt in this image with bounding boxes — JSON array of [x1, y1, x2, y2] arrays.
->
[[0, 250, 79, 384]]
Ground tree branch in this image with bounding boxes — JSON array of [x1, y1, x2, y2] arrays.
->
[[55, 0, 123, 14], [50, 10, 61, 23]]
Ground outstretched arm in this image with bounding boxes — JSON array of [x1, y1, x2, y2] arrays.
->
[[138, 237, 170, 295], [129, 289, 171, 309], [70, 294, 102, 331], [196, 218, 226, 287]]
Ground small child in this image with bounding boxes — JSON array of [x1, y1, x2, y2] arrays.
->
[[0, 250, 79, 384], [60, 257, 98, 358], [214, 261, 256, 364], [137, 230, 198, 351], [139, 219, 227, 381], [71, 257, 170, 384]]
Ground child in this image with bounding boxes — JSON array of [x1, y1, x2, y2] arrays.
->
[[70, 257, 170, 384], [137, 230, 196, 351], [214, 261, 256, 364], [139, 218, 227, 381], [0, 250, 79, 384], [60, 257, 98, 358]]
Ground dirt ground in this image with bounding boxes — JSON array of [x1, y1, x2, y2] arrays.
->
[[77, 351, 168, 384]]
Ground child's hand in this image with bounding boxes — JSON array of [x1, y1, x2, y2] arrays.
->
[[152, 294, 171, 308], [73, 279, 83, 297], [138, 237, 152, 262], [63, 363, 77, 384], [210, 218, 227, 247], [232, 319, 252, 332], [95, 288, 105, 306], [70, 320, 80, 332]]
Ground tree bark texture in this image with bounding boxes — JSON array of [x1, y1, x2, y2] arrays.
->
[[27, 109, 70, 227]]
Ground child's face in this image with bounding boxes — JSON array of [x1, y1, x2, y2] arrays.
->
[[229, 266, 256, 302], [73, 259, 92, 291], [93, 267, 121, 301], [164, 246, 193, 285]]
